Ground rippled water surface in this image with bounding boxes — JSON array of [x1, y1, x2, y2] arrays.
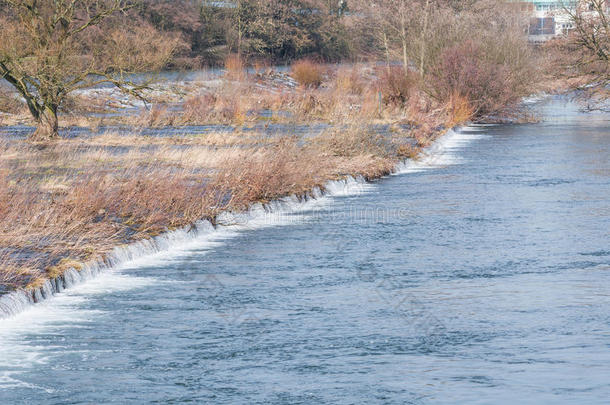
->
[[1, 97, 609, 404]]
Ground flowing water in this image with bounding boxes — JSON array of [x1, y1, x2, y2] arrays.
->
[[0, 97, 609, 404]]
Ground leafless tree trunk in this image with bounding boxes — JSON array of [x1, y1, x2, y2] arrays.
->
[[560, 0, 609, 104], [420, 0, 431, 77], [0, 0, 179, 141], [353, 0, 418, 77], [382, 32, 392, 73]]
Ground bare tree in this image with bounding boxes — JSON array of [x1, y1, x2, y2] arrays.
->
[[419, 0, 431, 77], [0, 0, 179, 140], [354, 0, 421, 76], [561, 0, 609, 103]]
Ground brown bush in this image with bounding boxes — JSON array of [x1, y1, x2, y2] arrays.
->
[[136, 104, 177, 127], [182, 87, 249, 124], [378, 66, 416, 106], [291, 59, 324, 88], [334, 67, 365, 95], [428, 41, 527, 118], [183, 94, 216, 121]]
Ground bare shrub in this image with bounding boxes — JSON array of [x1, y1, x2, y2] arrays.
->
[[183, 94, 217, 122], [291, 92, 327, 119], [291, 60, 325, 88], [378, 66, 416, 106], [428, 41, 526, 118], [334, 67, 365, 95], [137, 105, 177, 127], [182, 82, 259, 125]]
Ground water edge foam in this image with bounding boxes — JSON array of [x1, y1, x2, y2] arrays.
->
[[0, 127, 481, 320]]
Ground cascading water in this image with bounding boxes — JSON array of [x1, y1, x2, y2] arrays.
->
[[0, 127, 473, 320]]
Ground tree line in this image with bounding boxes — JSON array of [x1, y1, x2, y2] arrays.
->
[[140, 0, 356, 65]]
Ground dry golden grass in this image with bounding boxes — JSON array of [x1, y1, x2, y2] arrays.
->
[[312, 126, 390, 158], [181, 81, 287, 125], [0, 62, 452, 131], [0, 115, 427, 291], [0, 140, 227, 281], [446, 92, 474, 127], [273, 65, 443, 126], [0, 248, 42, 290], [225, 54, 246, 82], [334, 66, 365, 95], [291, 59, 324, 88]]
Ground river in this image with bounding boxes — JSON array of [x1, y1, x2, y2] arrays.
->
[[0, 96, 609, 404]]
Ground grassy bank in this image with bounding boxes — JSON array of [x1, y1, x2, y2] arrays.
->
[[0, 62, 530, 293]]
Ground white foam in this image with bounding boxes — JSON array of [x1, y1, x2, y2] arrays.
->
[[0, 126, 482, 323], [394, 127, 484, 175]]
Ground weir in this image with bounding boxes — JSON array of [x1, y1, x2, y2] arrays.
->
[[0, 128, 469, 320]]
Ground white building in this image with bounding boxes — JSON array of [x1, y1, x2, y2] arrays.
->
[[520, 1, 576, 41], [520, 1, 609, 41]]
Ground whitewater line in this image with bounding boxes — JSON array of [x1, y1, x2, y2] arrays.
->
[[0, 126, 485, 321]]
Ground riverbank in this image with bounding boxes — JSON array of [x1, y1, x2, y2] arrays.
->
[[0, 124, 459, 317]]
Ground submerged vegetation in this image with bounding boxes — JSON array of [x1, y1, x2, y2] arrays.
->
[[0, 0, 607, 294]]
